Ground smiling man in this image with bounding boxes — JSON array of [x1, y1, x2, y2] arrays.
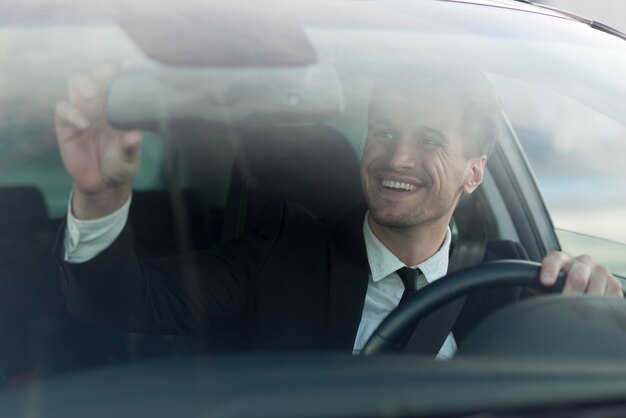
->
[[54, 66, 623, 357], [362, 76, 491, 267], [352, 73, 514, 355]]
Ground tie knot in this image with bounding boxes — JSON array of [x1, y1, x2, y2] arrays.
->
[[397, 267, 423, 292]]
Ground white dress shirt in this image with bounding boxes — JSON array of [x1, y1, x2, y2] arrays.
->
[[64, 194, 131, 263], [65, 198, 456, 359], [352, 214, 456, 359]]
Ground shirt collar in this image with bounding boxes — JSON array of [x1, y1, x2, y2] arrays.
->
[[363, 212, 451, 284]]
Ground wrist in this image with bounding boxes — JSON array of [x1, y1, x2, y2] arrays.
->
[[71, 185, 132, 220]]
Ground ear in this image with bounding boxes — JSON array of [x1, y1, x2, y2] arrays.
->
[[462, 155, 487, 195]]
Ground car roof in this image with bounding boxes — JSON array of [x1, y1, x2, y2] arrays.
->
[[443, 0, 572, 19]]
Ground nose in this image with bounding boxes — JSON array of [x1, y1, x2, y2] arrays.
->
[[388, 135, 417, 171]]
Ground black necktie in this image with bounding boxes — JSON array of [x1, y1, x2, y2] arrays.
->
[[397, 267, 426, 305]]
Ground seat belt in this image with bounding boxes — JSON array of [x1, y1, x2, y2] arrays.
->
[[448, 240, 488, 274], [403, 239, 486, 356]]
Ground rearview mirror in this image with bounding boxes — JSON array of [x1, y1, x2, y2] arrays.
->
[[106, 65, 345, 131]]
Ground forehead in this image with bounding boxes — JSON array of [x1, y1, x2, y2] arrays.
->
[[368, 81, 467, 135]]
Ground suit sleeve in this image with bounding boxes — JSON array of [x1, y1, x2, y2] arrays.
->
[[57, 202, 286, 335]]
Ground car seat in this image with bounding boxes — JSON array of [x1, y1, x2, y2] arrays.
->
[[223, 124, 364, 240]]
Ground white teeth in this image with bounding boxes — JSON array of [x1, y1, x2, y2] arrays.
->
[[381, 179, 416, 191]]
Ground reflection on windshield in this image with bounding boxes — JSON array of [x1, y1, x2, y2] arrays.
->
[[0, 1, 626, 395]]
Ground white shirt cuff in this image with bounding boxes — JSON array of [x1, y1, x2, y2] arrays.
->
[[64, 193, 132, 263]]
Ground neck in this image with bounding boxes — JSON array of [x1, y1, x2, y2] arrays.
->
[[368, 215, 449, 266]]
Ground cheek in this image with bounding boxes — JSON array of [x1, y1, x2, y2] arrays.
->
[[361, 141, 386, 169], [422, 153, 447, 185]]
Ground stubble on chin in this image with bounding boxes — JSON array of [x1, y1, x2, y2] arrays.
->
[[367, 204, 423, 230], [366, 189, 459, 232]]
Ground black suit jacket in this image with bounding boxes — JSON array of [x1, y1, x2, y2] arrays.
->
[[59, 201, 526, 352]]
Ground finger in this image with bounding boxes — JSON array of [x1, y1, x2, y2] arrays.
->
[[589, 262, 624, 298], [102, 130, 143, 166], [120, 130, 143, 161], [92, 63, 118, 91], [562, 259, 593, 295], [55, 101, 90, 131], [585, 264, 609, 296], [67, 73, 98, 106], [606, 275, 624, 298], [540, 251, 571, 286]]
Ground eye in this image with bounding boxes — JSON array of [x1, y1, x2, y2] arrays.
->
[[421, 138, 439, 147], [375, 130, 394, 141]]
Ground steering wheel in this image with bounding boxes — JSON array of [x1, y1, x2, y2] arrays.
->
[[361, 260, 566, 355]]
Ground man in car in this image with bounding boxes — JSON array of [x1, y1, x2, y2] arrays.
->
[[54, 65, 623, 357]]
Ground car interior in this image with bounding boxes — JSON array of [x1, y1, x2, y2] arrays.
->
[[0, 99, 539, 383], [4, 3, 626, 417], [2, 1, 626, 390], [0, 31, 560, 381]]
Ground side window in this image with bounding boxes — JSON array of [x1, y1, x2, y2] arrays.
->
[[492, 76, 626, 276]]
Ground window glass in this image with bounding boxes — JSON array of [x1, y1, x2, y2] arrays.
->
[[492, 75, 626, 275], [3, 0, 626, 390]]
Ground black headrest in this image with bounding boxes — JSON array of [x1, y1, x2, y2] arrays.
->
[[0, 186, 48, 236], [453, 188, 499, 240], [225, 124, 364, 239]]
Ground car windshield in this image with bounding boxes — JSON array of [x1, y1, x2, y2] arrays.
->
[[1, 0, 626, 415]]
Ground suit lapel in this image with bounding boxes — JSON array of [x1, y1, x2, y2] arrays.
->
[[326, 207, 370, 351]]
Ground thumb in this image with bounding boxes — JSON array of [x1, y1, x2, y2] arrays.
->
[[119, 130, 143, 162]]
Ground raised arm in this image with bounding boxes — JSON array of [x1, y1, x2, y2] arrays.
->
[[55, 64, 142, 220], [53, 66, 281, 336]]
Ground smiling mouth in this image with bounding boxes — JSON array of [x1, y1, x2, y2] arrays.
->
[[381, 179, 417, 192]]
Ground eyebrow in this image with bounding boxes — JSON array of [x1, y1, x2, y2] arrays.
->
[[421, 127, 449, 144], [368, 118, 393, 129], [368, 118, 451, 145]]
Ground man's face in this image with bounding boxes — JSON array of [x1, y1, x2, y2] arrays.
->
[[360, 85, 486, 232]]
